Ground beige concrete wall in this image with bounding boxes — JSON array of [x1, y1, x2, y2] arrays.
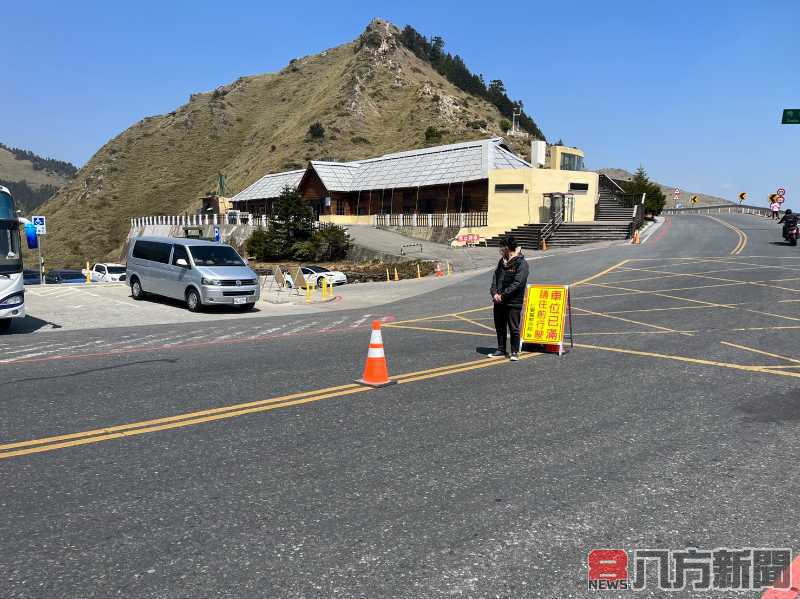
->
[[487, 169, 535, 229], [530, 169, 599, 223], [487, 168, 599, 227]]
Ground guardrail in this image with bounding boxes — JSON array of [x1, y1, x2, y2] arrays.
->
[[399, 243, 423, 255], [131, 215, 344, 229], [131, 213, 270, 228], [663, 204, 776, 217], [374, 212, 488, 228]]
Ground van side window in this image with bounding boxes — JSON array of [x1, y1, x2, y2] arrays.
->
[[172, 245, 189, 267], [132, 240, 171, 263]]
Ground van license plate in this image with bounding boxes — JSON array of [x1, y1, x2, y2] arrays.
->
[[233, 297, 247, 305]]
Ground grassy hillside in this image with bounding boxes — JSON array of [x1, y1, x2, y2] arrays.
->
[[37, 19, 536, 266], [0, 145, 75, 213]]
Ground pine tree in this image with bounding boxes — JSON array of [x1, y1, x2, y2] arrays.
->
[[622, 167, 666, 215]]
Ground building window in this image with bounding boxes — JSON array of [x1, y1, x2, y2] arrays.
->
[[336, 200, 345, 215], [569, 182, 589, 193], [494, 183, 525, 193], [560, 153, 585, 171]]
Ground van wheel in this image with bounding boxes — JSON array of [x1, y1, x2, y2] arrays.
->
[[0, 319, 11, 332], [130, 277, 145, 300], [316, 277, 325, 288], [186, 288, 202, 312]]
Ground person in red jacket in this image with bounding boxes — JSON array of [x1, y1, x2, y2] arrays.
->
[[488, 235, 529, 361]]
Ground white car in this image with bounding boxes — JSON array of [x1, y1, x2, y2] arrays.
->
[[301, 265, 347, 288], [83, 263, 127, 283]]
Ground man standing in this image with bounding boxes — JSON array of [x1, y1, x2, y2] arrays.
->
[[489, 235, 530, 361]]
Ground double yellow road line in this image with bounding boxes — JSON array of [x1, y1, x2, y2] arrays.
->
[[704, 215, 747, 255], [0, 353, 539, 460]]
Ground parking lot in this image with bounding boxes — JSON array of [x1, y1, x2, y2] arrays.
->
[[14, 269, 483, 333]]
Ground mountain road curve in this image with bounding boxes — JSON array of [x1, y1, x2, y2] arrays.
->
[[2, 213, 800, 598]]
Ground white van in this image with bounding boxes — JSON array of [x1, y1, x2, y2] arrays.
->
[[126, 237, 259, 311]]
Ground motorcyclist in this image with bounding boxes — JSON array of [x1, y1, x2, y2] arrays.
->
[[778, 209, 798, 239]]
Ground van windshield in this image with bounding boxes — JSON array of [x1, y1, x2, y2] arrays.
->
[[189, 245, 245, 267]]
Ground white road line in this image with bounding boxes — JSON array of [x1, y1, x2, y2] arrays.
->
[[350, 315, 372, 328]]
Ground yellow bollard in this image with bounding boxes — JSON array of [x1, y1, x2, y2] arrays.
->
[[446, 262, 452, 276], [322, 277, 328, 299], [394, 267, 399, 282], [85, 261, 91, 285], [386, 268, 390, 282], [417, 264, 421, 279]]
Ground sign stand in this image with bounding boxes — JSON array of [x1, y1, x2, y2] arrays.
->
[[520, 284, 574, 356]]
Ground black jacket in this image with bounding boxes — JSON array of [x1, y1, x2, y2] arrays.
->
[[779, 214, 798, 226], [490, 254, 530, 307]]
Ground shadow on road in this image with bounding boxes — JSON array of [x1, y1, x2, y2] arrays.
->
[[0, 358, 179, 385], [1, 315, 60, 335], [132, 293, 263, 314]]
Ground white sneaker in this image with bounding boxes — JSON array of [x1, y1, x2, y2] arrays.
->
[[509, 353, 519, 362], [488, 350, 506, 358]]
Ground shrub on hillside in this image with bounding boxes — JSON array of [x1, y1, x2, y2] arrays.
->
[[424, 126, 442, 143], [307, 122, 325, 139]]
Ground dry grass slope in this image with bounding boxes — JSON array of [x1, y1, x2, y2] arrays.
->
[[38, 19, 531, 266]]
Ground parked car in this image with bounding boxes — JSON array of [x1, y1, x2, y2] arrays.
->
[[301, 265, 347, 288], [22, 269, 41, 285], [82, 262, 127, 282], [126, 236, 260, 312], [45, 269, 86, 284]]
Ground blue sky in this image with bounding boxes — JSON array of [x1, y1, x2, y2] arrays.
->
[[2, 0, 798, 206]]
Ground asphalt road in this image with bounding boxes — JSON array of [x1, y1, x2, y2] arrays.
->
[[2, 213, 800, 598]]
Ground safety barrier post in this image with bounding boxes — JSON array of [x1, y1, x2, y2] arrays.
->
[[386, 268, 390, 282], [394, 267, 399, 282], [417, 264, 421, 279], [85, 261, 91, 285], [447, 262, 452, 276]]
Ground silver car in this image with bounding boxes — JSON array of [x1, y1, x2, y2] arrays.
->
[[127, 236, 260, 311]]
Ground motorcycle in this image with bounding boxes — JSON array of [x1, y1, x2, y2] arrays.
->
[[785, 224, 799, 246]]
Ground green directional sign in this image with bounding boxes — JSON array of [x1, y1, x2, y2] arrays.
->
[[782, 109, 800, 124]]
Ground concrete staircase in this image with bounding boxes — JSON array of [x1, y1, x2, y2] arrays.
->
[[546, 222, 631, 247], [485, 224, 544, 250], [596, 189, 634, 221]]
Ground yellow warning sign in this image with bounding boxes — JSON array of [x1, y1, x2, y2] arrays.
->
[[521, 285, 569, 344]]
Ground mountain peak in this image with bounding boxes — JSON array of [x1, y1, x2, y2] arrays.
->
[[356, 18, 401, 53]]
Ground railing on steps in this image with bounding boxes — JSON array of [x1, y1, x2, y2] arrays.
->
[[539, 210, 564, 246], [373, 212, 487, 228]]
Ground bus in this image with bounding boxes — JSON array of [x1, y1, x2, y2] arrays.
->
[[0, 185, 24, 331]]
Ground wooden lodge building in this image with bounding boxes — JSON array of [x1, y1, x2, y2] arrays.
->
[[231, 138, 530, 227], [230, 137, 637, 247]]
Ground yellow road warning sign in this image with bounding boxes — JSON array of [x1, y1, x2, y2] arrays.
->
[[691, 195, 699, 204], [521, 285, 570, 346]]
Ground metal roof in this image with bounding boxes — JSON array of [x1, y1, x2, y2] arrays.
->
[[233, 138, 530, 200], [231, 169, 305, 202]]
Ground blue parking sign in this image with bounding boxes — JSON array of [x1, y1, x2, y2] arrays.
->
[[213, 225, 221, 242]]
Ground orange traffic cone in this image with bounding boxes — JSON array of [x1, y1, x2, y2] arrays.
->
[[631, 229, 641, 245], [355, 321, 396, 387]]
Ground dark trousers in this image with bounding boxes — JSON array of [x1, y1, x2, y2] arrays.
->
[[493, 303, 521, 353]]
